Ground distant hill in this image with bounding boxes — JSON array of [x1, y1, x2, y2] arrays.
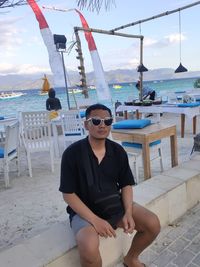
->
[[0, 68, 200, 90]]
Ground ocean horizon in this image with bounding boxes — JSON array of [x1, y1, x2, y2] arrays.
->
[[1, 76, 199, 117]]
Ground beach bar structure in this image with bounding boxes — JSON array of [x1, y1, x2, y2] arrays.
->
[[74, 1, 200, 100], [74, 26, 145, 101]]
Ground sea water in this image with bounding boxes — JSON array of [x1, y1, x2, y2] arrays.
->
[[0, 77, 198, 117]]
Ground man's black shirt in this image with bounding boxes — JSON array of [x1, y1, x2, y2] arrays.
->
[[59, 137, 135, 219]]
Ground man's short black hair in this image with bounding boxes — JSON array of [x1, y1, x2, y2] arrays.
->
[[85, 103, 112, 118]]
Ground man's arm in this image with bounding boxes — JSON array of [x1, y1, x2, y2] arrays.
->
[[121, 185, 135, 234], [63, 193, 97, 223], [46, 99, 49, 110], [121, 185, 133, 214], [63, 193, 116, 237]]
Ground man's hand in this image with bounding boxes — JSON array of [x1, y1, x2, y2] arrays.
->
[[121, 212, 135, 234], [91, 216, 116, 238]]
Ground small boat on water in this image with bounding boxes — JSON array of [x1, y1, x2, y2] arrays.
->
[[69, 88, 82, 94], [39, 74, 50, 96], [113, 84, 122, 89], [88, 85, 96, 90], [0, 91, 25, 100]]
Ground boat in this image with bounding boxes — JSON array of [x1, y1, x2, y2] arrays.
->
[[113, 84, 122, 89], [88, 85, 96, 90], [0, 91, 25, 100], [69, 88, 82, 94], [39, 74, 50, 96]]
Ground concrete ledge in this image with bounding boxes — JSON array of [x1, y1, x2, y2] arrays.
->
[[0, 154, 200, 267]]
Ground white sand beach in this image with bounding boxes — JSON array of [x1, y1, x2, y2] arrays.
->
[[0, 112, 199, 253]]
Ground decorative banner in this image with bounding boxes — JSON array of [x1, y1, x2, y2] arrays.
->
[[75, 9, 111, 101], [27, 0, 65, 88]]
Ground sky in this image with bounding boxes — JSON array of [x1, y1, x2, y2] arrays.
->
[[0, 0, 200, 77]]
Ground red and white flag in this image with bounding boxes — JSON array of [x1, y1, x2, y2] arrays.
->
[[75, 10, 111, 101], [27, 0, 65, 88]]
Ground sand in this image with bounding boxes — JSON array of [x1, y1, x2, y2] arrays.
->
[[0, 112, 199, 253]]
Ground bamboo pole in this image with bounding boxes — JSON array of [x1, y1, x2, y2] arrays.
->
[[139, 38, 143, 101], [74, 29, 89, 98], [74, 26, 143, 39], [111, 1, 200, 32]]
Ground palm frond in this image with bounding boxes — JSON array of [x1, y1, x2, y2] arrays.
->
[[76, 0, 115, 12], [0, 0, 34, 8]]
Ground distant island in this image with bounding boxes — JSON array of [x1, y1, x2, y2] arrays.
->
[[0, 68, 200, 91]]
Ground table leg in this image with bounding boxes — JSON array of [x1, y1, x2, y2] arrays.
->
[[170, 134, 178, 167], [181, 114, 185, 138], [142, 142, 151, 179], [124, 111, 128, 119], [136, 110, 140, 119], [193, 116, 197, 135]]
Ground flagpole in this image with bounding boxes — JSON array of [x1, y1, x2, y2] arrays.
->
[[60, 51, 70, 109]]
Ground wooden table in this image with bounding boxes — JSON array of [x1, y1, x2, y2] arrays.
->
[[111, 123, 178, 179], [116, 104, 200, 138]]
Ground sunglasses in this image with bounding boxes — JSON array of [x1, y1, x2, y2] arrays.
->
[[87, 117, 113, 126]]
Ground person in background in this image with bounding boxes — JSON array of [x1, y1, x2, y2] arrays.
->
[[135, 80, 156, 101], [59, 103, 160, 267], [115, 100, 123, 117], [46, 88, 62, 111]]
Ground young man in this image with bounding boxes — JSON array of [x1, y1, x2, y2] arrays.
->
[[135, 81, 156, 101], [59, 103, 160, 267]]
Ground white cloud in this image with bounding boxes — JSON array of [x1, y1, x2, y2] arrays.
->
[[165, 33, 187, 43], [143, 38, 158, 47], [0, 17, 23, 51], [142, 33, 187, 50], [0, 63, 50, 75]]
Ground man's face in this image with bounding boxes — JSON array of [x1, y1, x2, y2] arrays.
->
[[84, 109, 113, 140]]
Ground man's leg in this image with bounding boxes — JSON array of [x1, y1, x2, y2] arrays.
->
[[123, 203, 160, 267], [71, 215, 102, 267], [76, 225, 102, 267]]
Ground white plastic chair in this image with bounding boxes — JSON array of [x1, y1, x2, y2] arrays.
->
[[21, 111, 54, 177], [0, 121, 20, 188], [122, 140, 164, 184], [167, 92, 178, 103], [60, 110, 86, 149]]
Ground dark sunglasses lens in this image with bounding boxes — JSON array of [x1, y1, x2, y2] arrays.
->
[[91, 118, 101, 125], [104, 118, 113, 126]]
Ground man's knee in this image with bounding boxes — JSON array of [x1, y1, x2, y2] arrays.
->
[[76, 226, 100, 255], [147, 212, 161, 237], [76, 227, 101, 265]]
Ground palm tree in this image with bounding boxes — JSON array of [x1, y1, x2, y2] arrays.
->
[[76, 0, 115, 12], [0, 0, 28, 8], [0, 0, 114, 11]]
